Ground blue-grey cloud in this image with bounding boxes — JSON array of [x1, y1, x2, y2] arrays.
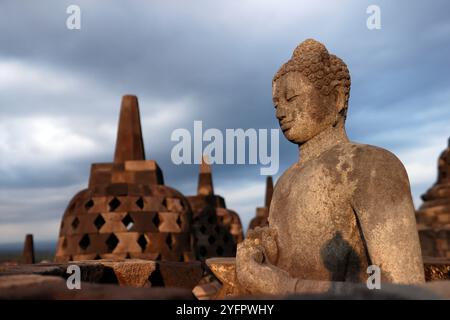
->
[[0, 0, 449, 243]]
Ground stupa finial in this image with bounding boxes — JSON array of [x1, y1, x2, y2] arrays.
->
[[114, 95, 145, 162], [197, 155, 214, 196]]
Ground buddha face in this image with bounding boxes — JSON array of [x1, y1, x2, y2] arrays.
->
[[272, 71, 342, 145]]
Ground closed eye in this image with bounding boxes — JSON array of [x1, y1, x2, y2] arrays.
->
[[287, 94, 300, 102]]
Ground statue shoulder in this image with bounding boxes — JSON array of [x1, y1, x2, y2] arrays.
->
[[345, 142, 412, 202], [348, 142, 408, 176]]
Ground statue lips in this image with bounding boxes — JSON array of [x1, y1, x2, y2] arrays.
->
[[280, 119, 294, 132]]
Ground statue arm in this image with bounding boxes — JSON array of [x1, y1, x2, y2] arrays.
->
[[351, 149, 425, 284]]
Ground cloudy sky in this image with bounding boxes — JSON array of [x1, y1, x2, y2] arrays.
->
[[0, 0, 449, 245]]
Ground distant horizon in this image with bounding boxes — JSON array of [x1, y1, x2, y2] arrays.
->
[[0, 239, 56, 252]]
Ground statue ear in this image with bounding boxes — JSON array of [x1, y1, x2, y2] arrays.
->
[[334, 86, 346, 113]]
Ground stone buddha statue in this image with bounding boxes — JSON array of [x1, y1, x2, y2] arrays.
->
[[235, 39, 425, 295]]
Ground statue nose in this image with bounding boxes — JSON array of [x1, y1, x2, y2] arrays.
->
[[276, 107, 287, 121]]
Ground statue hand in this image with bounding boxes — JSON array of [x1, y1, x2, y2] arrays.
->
[[236, 234, 295, 295], [246, 226, 278, 265]]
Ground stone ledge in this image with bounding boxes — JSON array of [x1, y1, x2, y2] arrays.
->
[[0, 259, 203, 290], [0, 274, 193, 300]]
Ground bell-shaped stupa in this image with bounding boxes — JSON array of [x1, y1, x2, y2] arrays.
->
[[416, 137, 450, 257], [55, 95, 195, 262]]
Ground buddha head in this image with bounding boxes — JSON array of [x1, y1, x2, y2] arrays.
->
[[272, 39, 351, 145]]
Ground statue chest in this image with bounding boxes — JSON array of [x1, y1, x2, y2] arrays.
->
[[270, 161, 352, 228], [268, 162, 368, 280]]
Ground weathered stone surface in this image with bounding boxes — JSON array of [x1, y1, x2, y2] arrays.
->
[[424, 257, 450, 281], [0, 261, 105, 283], [55, 95, 195, 263], [416, 139, 450, 257], [154, 261, 203, 289], [0, 275, 193, 300], [0, 259, 202, 290], [206, 257, 245, 299], [235, 39, 425, 296], [0, 275, 64, 290], [94, 259, 157, 287], [208, 258, 450, 300], [192, 280, 221, 300]]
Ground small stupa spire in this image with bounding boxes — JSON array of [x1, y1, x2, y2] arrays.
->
[[437, 137, 450, 183], [114, 95, 145, 163], [197, 155, 214, 196], [264, 176, 273, 208], [22, 234, 35, 264]]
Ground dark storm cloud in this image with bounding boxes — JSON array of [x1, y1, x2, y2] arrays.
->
[[0, 0, 450, 242]]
